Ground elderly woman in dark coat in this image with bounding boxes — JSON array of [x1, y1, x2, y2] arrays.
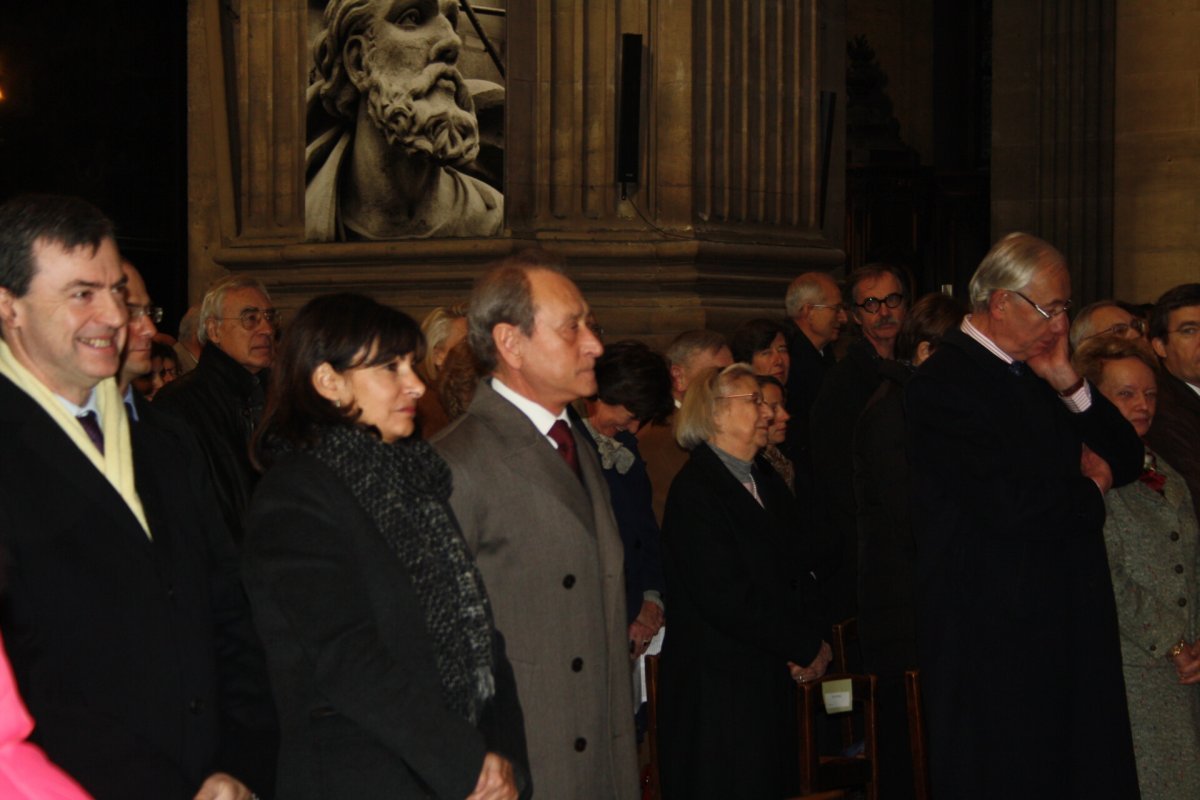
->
[[658, 363, 830, 800], [243, 294, 527, 800], [1073, 335, 1200, 800]]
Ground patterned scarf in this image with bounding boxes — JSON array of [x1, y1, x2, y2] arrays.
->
[[307, 425, 495, 724]]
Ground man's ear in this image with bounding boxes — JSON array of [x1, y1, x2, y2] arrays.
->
[[492, 323, 524, 370], [0, 288, 16, 329], [205, 318, 221, 346], [344, 36, 369, 91], [669, 363, 686, 394], [311, 362, 347, 404], [1151, 337, 1168, 359]]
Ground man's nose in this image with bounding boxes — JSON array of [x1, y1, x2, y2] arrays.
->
[[580, 323, 603, 358], [101, 290, 128, 329], [430, 17, 461, 64]]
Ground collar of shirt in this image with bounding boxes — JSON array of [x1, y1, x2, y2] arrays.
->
[[122, 385, 141, 422], [491, 377, 571, 448], [1186, 380, 1200, 400], [961, 315, 1014, 364], [52, 387, 99, 419]]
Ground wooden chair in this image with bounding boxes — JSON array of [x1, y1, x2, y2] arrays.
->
[[642, 654, 662, 800], [831, 617, 858, 673], [905, 669, 931, 800], [797, 672, 879, 800]]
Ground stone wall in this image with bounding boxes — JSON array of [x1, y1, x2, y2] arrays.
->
[[186, 0, 848, 342], [1113, 0, 1200, 304]]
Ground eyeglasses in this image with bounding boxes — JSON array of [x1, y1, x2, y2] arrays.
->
[[127, 303, 163, 324], [809, 302, 847, 313], [854, 293, 905, 313], [718, 392, 764, 406], [219, 308, 280, 330], [156, 367, 179, 380], [1166, 323, 1200, 339], [1011, 290, 1071, 320], [1085, 319, 1146, 340]]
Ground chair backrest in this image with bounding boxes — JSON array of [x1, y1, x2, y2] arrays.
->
[[905, 669, 931, 800], [831, 617, 858, 673], [796, 672, 879, 800], [643, 654, 662, 800]]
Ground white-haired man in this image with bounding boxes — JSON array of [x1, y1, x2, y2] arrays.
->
[[907, 232, 1142, 798], [156, 275, 278, 543]]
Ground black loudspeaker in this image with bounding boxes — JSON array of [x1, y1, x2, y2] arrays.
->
[[617, 33, 643, 185]]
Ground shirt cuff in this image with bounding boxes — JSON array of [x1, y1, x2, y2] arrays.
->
[[1059, 378, 1092, 413], [643, 590, 664, 610]]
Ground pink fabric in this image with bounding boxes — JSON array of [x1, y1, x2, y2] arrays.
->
[[0, 632, 93, 799]]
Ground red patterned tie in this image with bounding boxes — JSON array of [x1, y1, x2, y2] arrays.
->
[[548, 420, 581, 479]]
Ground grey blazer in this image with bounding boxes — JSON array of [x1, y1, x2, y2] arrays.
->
[[433, 379, 639, 800]]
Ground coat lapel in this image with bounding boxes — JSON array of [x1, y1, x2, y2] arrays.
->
[[0, 378, 153, 555], [467, 381, 596, 533]]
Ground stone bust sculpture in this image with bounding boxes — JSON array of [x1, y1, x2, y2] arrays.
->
[[306, 0, 503, 241]]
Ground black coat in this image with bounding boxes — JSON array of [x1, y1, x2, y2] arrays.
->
[[852, 359, 918, 673], [155, 342, 268, 544], [575, 421, 665, 624], [0, 378, 277, 799], [809, 337, 885, 623], [242, 449, 529, 800], [906, 328, 1143, 799], [783, 321, 835, 491], [658, 443, 827, 800]]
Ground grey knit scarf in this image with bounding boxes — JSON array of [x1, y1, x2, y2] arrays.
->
[[308, 425, 495, 724]]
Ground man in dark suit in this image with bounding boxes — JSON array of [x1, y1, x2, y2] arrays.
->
[[433, 250, 639, 799], [783, 270, 846, 468], [907, 232, 1143, 798], [1146, 283, 1200, 522], [809, 263, 908, 625], [0, 195, 274, 800], [155, 275, 278, 544]]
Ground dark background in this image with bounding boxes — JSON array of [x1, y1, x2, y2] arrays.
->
[[0, 0, 190, 332]]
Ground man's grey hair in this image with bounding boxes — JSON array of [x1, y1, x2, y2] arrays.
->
[[177, 305, 201, 344], [675, 363, 757, 450], [785, 272, 836, 318], [968, 232, 1065, 312], [1068, 300, 1124, 351], [468, 249, 565, 373], [197, 276, 272, 345], [664, 330, 729, 371]]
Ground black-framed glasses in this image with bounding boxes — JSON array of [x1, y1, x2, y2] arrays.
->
[[126, 303, 163, 324], [220, 308, 280, 330], [718, 392, 764, 406], [1011, 290, 1071, 320], [854, 293, 905, 313]]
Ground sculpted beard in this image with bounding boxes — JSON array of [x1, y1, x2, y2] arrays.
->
[[362, 54, 481, 167]]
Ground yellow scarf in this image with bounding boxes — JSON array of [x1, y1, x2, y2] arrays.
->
[[0, 339, 151, 539]]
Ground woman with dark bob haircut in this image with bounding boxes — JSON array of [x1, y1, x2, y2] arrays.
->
[[243, 293, 527, 800]]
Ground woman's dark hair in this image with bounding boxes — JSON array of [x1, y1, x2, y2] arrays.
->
[[729, 318, 787, 364], [254, 293, 425, 467], [895, 293, 967, 362], [149, 340, 177, 363], [593, 340, 674, 426]]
